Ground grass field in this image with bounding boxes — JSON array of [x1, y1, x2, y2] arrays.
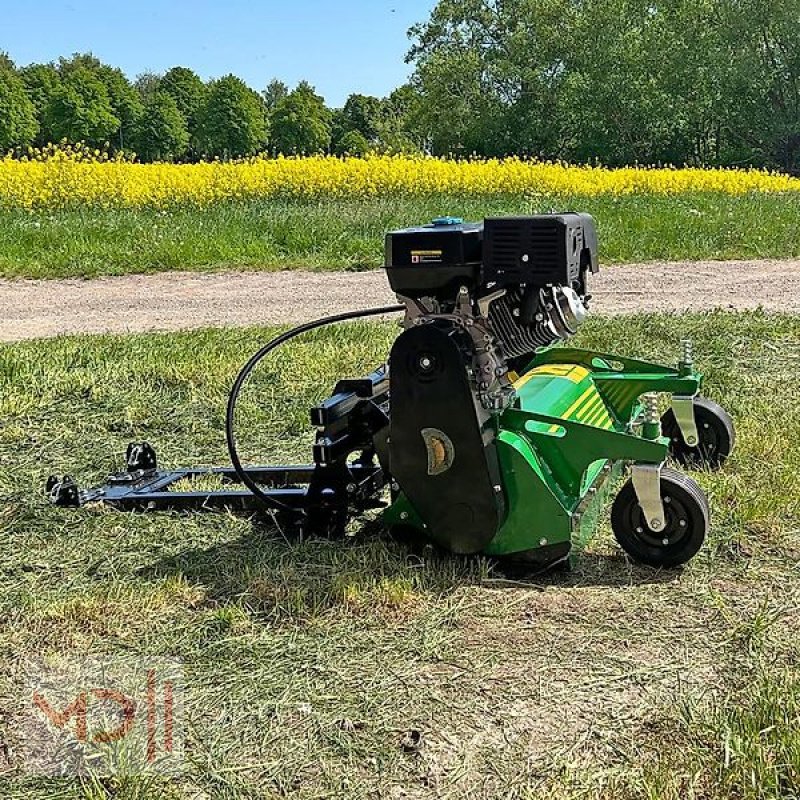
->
[[1, 310, 799, 798], [3, 192, 800, 279]]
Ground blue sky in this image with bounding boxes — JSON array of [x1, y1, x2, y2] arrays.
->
[[1, 0, 436, 106]]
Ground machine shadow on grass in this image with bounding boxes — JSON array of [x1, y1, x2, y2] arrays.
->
[[137, 512, 677, 619]]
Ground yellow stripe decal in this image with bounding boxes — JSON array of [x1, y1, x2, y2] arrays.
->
[[561, 387, 595, 420], [584, 406, 609, 426], [576, 398, 602, 421]]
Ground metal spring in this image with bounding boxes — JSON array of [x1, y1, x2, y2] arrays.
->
[[643, 393, 660, 424], [682, 339, 694, 366]]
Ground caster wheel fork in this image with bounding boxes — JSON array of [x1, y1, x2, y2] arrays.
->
[[662, 396, 735, 469], [612, 467, 709, 568]]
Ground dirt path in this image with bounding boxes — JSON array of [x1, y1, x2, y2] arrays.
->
[[2, 259, 799, 342]]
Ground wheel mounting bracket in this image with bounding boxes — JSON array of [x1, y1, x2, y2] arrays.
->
[[671, 395, 699, 447], [631, 462, 666, 532]]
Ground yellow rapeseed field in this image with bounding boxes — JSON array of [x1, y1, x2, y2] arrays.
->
[[2, 145, 800, 210]]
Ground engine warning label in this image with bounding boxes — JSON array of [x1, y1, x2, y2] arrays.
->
[[410, 249, 443, 264]]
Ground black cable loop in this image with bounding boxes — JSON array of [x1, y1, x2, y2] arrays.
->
[[225, 304, 404, 511]]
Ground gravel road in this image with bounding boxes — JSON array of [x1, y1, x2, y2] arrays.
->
[[2, 259, 799, 342]]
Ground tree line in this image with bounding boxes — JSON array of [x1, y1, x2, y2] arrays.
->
[[408, 0, 800, 171], [0, 53, 417, 161], [0, 0, 798, 170]]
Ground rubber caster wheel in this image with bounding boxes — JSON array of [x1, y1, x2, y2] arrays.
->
[[661, 397, 735, 469], [611, 467, 709, 568]]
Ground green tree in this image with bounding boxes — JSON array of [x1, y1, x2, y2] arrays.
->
[[99, 65, 142, 149], [561, 0, 680, 165], [340, 93, 382, 141], [134, 71, 163, 104], [334, 129, 371, 156], [332, 93, 386, 153], [407, 1, 517, 155], [715, 0, 800, 170], [410, 0, 660, 159], [0, 55, 38, 150], [160, 67, 207, 158], [330, 108, 348, 151], [44, 65, 119, 146], [134, 91, 189, 161], [196, 74, 268, 158], [408, 0, 800, 168], [160, 67, 206, 132], [262, 78, 288, 112], [58, 54, 142, 149], [269, 82, 331, 154], [19, 63, 61, 145], [409, 46, 504, 155], [375, 85, 423, 153]]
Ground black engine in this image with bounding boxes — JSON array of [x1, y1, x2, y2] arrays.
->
[[383, 214, 598, 553], [385, 213, 598, 360]]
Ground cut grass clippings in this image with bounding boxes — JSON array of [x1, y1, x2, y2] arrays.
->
[[2, 192, 800, 279], [0, 311, 799, 798]]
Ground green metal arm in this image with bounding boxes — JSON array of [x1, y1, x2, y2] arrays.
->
[[502, 407, 668, 505], [592, 373, 700, 423], [527, 346, 702, 424], [529, 346, 689, 375]]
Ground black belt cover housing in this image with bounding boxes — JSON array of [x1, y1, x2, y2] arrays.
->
[[389, 323, 505, 554]]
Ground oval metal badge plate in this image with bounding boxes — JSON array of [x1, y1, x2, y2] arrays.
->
[[421, 428, 455, 476]]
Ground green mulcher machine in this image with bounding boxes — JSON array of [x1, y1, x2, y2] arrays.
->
[[48, 213, 735, 570]]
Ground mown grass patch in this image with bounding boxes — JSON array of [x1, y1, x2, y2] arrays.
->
[[2, 192, 800, 279], [0, 311, 798, 798]]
